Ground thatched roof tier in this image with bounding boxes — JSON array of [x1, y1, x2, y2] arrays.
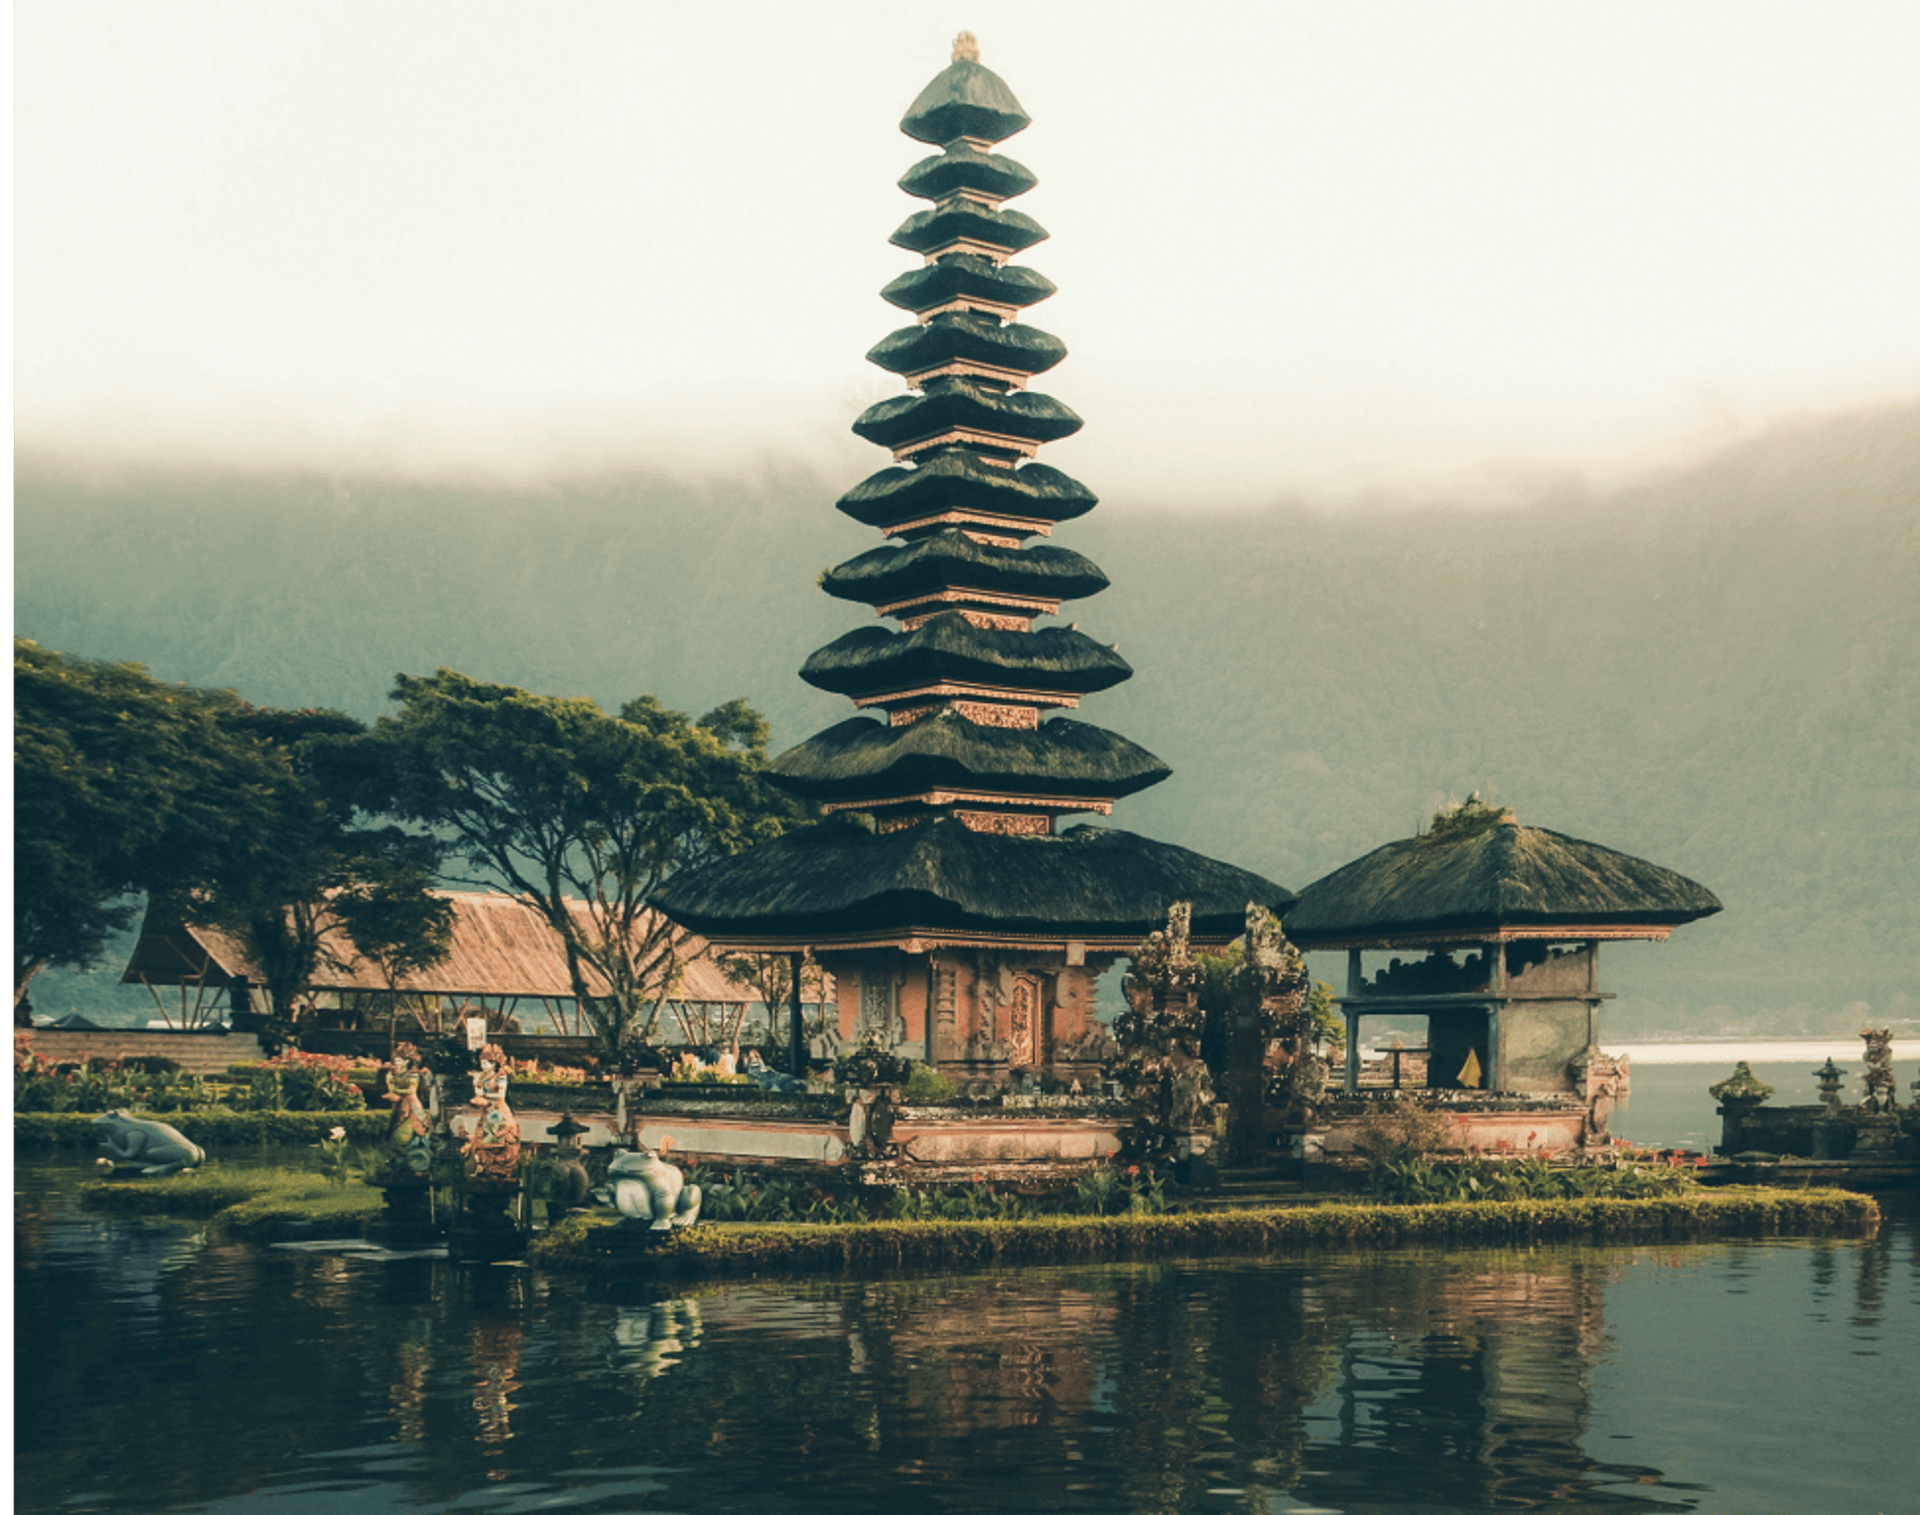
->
[[653, 819, 1293, 946], [900, 53, 1031, 146], [821, 531, 1107, 608], [867, 316, 1066, 384], [800, 614, 1131, 700], [768, 711, 1168, 804], [899, 145, 1036, 203], [891, 200, 1048, 259], [853, 379, 1082, 455], [1285, 822, 1723, 949], [837, 454, 1095, 534], [881, 256, 1057, 318]]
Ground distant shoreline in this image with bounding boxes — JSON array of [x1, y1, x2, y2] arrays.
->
[[1604, 1039, 1900, 1066]]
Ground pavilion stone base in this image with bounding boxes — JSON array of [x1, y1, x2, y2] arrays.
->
[[1296, 1093, 1595, 1166], [630, 1093, 1127, 1189], [825, 946, 1121, 1089]]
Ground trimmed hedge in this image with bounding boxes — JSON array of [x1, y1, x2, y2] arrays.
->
[[528, 1186, 1879, 1274], [15, 1110, 386, 1149]]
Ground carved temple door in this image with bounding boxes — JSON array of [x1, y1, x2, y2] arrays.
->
[[1007, 974, 1044, 1069]]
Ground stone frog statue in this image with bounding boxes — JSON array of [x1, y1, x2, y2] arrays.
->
[[93, 1110, 206, 1176], [592, 1136, 702, 1230]]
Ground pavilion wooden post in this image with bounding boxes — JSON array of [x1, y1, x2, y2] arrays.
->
[[1344, 949, 1364, 1093], [787, 951, 806, 1078]]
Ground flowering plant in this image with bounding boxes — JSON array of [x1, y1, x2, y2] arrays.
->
[[316, 1125, 353, 1186]]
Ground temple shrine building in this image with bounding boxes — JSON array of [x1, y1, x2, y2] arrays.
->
[[1285, 804, 1722, 1099], [656, 36, 1291, 1084]]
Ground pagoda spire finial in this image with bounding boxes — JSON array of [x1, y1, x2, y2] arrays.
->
[[951, 31, 979, 64]]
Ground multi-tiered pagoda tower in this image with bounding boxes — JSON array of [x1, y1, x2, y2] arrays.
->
[[658, 36, 1290, 1082]]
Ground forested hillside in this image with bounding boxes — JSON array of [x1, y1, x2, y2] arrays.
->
[[16, 405, 1918, 1036]]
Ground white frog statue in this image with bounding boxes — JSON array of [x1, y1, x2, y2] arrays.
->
[[592, 1136, 702, 1230], [93, 1110, 206, 1176]]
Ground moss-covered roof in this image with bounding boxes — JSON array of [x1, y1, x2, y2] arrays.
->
[[799, 614, 1132, 700], [837, 454, 1096, 533], [881, 255, 1057, 317], [853, 379, 1082, 452], [821, 530, 1107, 608], [1285, 821, 1724, 945], [891, 201, 1048, 258], [653, 818, 1293, 943], [899, 146, 1036, 203], [768, 711, 1169, 804], [900, 58, 1031, 147], [866, 315, 1066, 381]]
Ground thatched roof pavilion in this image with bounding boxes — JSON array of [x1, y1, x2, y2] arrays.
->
[[1287, 804, 1720, 1096], [1286, 815, 1721, 949]]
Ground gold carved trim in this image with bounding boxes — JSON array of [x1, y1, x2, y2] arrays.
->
[[890, 426, 1041, 463], [956, 810, 1052, 835], [876, 587, 1060, 619], [916, 297, 1021, 325], [854, 682, 1079, 711], [920, 239, 1013, 266], [905, 360, 1029, 391], [881, 508, 1048, 537], [817, 790, 1114, 816], [899, 609, 1032, 632], [953, 701, 1038, 728]]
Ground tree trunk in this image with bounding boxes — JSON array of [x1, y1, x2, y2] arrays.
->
[[15, 956, 49, 1020]]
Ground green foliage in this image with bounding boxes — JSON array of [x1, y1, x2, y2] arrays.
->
[[11, 639, 288, 1010], [1365, 1154, 1699, 1204], [903, 1061, 958, 1101], [685, 1168, 855, 1224], [1350, 1096, 1461, 1166], [348, 669, 808, 1070], [13, 1056, 221, 1114], [528, 1187, 1879, 1273]]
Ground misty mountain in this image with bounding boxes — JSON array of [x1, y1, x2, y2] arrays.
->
[[15, 405, 1919, 1037]]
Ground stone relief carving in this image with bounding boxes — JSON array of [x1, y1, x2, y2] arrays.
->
[[955, 810, 1052, 835], [953, 700, 1039, 729]]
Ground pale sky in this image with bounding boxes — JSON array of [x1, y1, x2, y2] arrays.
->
[[15, 1, 1920, 505]]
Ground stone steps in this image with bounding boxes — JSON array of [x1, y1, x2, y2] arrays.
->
[[1183, 1167, 1309, 1210]]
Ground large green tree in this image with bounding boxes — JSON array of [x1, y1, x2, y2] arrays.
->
[[13, 639, 451, 1038], [353, 669, 807, 1068], [13, 640, 279, 1017], [195, 705, 452, 1041]]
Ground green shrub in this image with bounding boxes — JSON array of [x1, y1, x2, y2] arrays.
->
[[903, 1062, 958, 1102], [1367, 1153, 1698, 1204]]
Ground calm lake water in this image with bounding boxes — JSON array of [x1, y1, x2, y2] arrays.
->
[[14, 1045, 1919, 1515]]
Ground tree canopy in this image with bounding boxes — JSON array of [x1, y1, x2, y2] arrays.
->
[[13, 640, 278, 1011], [352, 669, 809, 1067], [12, 638, 451, 1035]]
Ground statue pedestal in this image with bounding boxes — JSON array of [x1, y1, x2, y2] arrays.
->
[[449, 1181, 525, 1261], [365, 1176, 440, 1249]]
